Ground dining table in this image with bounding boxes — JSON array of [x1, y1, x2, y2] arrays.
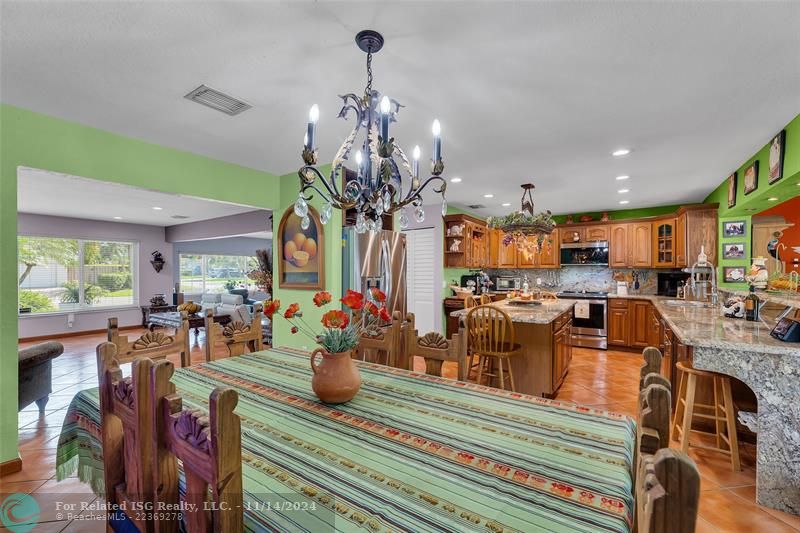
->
[[56, 347, 636, 532]]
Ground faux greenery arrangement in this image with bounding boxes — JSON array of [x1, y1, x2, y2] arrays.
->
[[263, 288, 392, 354]]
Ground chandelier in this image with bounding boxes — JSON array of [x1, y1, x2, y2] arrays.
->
[[487, 184, 556, 259], [295, 30, 447, 233]]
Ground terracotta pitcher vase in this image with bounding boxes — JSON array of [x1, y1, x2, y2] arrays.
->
[[310, 348, 361, 404]]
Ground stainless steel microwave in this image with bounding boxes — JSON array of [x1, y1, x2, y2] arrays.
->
[[559, 241, 609, 266], [492, 276, 520, 292]]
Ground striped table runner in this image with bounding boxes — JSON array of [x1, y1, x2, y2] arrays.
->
[[57, 347, 635, 532]]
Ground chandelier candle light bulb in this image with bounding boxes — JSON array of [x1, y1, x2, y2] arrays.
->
[[412, 145, 420, 178], [380, 95, 391, 141], [432, 119, 442, 163], [306, 104, 319, 149]]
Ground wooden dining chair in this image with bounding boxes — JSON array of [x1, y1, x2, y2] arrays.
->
[[479, 293, 492, 305], [108, 313, 191, 367], [463, 295, 478, 308], [355, 311, 403, 367], [151, 359, 244, 533], [204, 304, 264, 362], [465, 305, 522, 391], [404, 313, 468, 380], [96, 342, 160, 532]]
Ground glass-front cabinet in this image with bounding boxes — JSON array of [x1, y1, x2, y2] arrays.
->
[[653, 219, 676, 267]]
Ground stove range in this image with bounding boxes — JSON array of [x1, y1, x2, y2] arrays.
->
[[556, 291, 608, 350], [556, 290, 609, 299]]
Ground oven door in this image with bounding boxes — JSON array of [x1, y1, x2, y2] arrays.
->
[[571, 299, 607, 335]]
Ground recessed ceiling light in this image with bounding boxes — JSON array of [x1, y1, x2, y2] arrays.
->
[[483, 193, 494, 198], [152, 206, 163, 210], [615, 175, 630, 181], [612, 148, 631, 157], [767, 197, 779, 201], [617, 189, 630, 194], [501, 202, 511, 207], [113, 216, 123, 220], [450, 177, 462, 183], [619, 200, 630, 205]]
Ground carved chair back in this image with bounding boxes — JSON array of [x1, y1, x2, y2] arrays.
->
[[465, 305, 516, 357], [463, 295, 478, 309], [479, 294, 492, 305], [204, 303, 264, 362], [635, 446, 699, 533], [404, 313, 467, 380], [96, 343, 158, 532], [355, 311, 403, 367], [639, 347, 664, 390], [108, 314, 191, 367], [151, 360, 243, 533]]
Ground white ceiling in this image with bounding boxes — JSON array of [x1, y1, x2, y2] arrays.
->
[[17, 166, 265, 228], [2, 2, 799, 216]]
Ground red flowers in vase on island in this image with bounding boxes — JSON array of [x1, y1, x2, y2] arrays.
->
[[262, 288, 392, 354]]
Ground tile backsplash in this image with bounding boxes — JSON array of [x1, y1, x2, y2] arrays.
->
[[487, 266, 670, 294]]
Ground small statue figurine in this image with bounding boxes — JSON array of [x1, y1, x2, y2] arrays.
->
[[722, 297, 745, 319], [449, 239, 461, 252], [600, 212, 610, 222], [565, 214, 574, 225], [745, 257, 769, 289]]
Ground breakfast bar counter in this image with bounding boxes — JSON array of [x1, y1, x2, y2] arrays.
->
[[450, 299, 577, 397], [651, 299, 800, 515]]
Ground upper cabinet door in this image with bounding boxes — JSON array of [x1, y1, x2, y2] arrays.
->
[[653, 218, 676, 268], [536, 229, 560, 268], [675, 214, 687, 268], [497, 231, 517, 268], [584, 225, 609, 242], [561, 228, 584, 244], [609, 224, 629, 267], [488, 229, 500, 269], [629, 222, 653, 267]]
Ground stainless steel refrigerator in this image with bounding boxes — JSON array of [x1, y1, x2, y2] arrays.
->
[[342, 228, 407, 318]]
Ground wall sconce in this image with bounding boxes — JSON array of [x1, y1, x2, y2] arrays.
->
[[150, 250, 166, 273]]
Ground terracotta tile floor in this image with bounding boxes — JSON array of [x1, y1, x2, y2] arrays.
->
[[4, 329, 798, 532]]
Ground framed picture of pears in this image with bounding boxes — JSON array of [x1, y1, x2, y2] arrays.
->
[[277, 204, 325, 290]]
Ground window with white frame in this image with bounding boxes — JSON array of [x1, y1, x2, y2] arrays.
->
[[179, 253, 257, 296], [18, 236, 138, 314]]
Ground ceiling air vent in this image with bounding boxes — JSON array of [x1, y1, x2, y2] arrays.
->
[[184, 85, 251, 116], [467, 204, 486, 209], [171, 215, 190, 220]]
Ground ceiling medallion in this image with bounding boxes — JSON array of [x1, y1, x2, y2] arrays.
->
[[487, 184, 556, 259], [295, 30, 447, 233]]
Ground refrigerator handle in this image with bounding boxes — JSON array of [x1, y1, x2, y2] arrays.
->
[[381, 236, 391, 303]]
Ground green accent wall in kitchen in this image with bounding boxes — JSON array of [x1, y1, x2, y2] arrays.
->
[[704, 113, 800, 288], [0, 104, 313, 465]]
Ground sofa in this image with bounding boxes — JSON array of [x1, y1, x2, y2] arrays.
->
[[19, 341, 64, 412], [200, 292, 252, 324]]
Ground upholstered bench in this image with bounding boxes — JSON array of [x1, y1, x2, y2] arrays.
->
[[19, 341, 64, 412]]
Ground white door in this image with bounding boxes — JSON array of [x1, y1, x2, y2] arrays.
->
[[405, 228, 437, 334]]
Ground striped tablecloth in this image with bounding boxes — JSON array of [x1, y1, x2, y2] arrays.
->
[[57, 347, 636, 532]]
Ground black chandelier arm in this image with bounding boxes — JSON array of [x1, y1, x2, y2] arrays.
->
[[386, 175, 447, 213], [299, 165, 345, 204]]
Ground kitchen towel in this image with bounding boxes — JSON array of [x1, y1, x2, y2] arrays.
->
[[575, 301, 590, 319]]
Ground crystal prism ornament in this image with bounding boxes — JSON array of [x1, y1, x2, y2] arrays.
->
[[399, 209, 409, 230], [375, 216, 383, 232], [414, 206, 425, 223], [355, 213, 367, 234], [320, 202, 332, 224], [366, 218, 376, 232], [375, 200, 384, 216], [441, 198, 447, 217], [383, 192, 391, 211], [294, 195, 308, 218], [300, 215, 310, 230]]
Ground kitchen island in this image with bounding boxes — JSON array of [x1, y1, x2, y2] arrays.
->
[[450, 299, 576, 397], [652, 298, 800, 516]]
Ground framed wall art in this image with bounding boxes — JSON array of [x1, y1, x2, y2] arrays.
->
[[277, 205, 325, 290], [722, 242, 746, 259], [743, 161, 759, 195], [723, 221, 746, 237], [723, 266, 746, 283], [727, 172, 737, 209], [768, 129, 786, 184]]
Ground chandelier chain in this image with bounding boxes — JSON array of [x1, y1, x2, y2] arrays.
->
[[364, 50, 373, 99]]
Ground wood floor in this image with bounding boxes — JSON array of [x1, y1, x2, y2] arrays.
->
[[5, 329, 799, 532]]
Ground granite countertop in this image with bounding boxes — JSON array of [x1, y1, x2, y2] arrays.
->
[[720, 288, 800, 309], [449, 299, 576, 324], [651, 298, 798, 357]]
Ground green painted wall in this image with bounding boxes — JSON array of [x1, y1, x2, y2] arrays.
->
[[271, 168, 343, 349], [552, 205, 683, 224], [0, 104, 308, 464], [704, 113, 800, 288]]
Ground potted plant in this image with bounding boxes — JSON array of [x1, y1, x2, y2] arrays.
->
[[264, 288, 391, 403]]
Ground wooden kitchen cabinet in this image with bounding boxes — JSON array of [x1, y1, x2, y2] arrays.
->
[[443, 214, 488, 268], [584, 225, 608, 242], [653, 218, 676, 268], [535, 229, 560, 268], [629, 222, 652, 267], [609, 224, 628, 267], [561, 227, 583, 244], [608, 299, 630, 347], [629, 299, 652, 348], [675, 213, 687, 267], [552, 318, 572, 391]]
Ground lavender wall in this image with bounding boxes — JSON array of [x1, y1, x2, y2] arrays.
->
[[165, 209, 271, 242], [18, 213, 173, 338]]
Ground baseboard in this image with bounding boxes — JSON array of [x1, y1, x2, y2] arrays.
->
[[0, 455, 22, 477], [19, 324, 141, 343]]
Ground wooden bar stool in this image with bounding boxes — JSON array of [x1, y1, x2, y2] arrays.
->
[[671, 360, 741, 470], [465, 305, 522, 391]]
